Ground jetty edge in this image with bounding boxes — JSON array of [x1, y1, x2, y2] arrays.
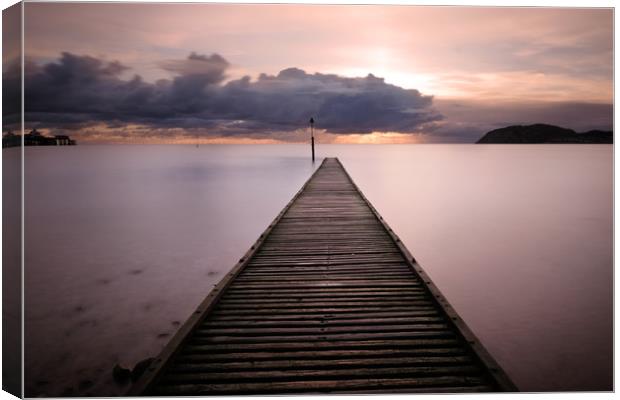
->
[[129, 157, 517, 395]]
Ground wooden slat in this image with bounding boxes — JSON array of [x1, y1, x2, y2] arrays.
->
[[130, 157, 517, 395], [169, 355, 475, 373], [208, 309, 440, 321], [209, 306, 436, 316], [182, 338, 464, 354], [202, 316, 445, 328], [160, 365, 483, 383], [176, 347, 470, 362]]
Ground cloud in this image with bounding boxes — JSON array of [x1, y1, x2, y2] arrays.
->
[[8, 52, 442, 138], [160, 52, 230, 84], [2, 58, 21, 123], [9, 52, 611, 143]]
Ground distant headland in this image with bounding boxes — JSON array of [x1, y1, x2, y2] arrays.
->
[[476, 124, 613, 144], [2, 129, 77, 148]]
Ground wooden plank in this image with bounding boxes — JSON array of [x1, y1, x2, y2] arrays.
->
[[232, 274, 417, 282], [223, 287, 425, 294], [208, 309, 440, 321], [130, 157, 517, 395], [182, 338, 464, 354], [218, 295, 429, 304], [214, 300, 434, 309], [160, 365, 483, 383], [176, 347, 470, 362], [196, 322, 449, 335], [221, 290, 427, 299], [209, 307, 437, 316], [202, 316, 445, 328], [189, 330, 456, 345], [169, 355, 475, 372], [227, 281, 423, 289]]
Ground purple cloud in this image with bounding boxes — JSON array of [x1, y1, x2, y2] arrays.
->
[[8, 52, 443, 137]]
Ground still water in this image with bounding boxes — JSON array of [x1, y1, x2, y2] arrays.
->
[[20, 144, 612, 395]]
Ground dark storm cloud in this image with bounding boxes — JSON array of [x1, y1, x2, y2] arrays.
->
[[2, 58, 21, 123], [2, 3, 22, 124], [11, 52, 442, 136]]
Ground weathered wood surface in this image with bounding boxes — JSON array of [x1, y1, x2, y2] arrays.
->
[[131, 157, 517, 395]]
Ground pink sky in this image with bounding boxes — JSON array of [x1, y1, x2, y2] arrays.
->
[[12, 3, 614, 143]]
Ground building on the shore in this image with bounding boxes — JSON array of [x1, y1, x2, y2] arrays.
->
[[53, 135, 76, 146], [3, 129, 77, 148]]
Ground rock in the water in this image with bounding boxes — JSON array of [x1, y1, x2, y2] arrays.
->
[[131, 358, 155, 382], [112, 364, 131, 384]]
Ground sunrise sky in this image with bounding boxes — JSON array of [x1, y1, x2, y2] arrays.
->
[[3, 3, 614, 143]]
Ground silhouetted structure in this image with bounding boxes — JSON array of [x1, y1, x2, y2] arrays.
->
[[3, 129, 76, 148], [309, 117, 315, 162], [25, 129, 54, 146], [2, 131, 19, 148], [53, 135, 75, 146]]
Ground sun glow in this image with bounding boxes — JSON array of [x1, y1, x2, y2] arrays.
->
[[333, 131, 423, 144], [336, 66, 439, 96]]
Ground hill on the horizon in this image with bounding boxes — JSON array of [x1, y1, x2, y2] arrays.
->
[[476, 124, 613, 144]]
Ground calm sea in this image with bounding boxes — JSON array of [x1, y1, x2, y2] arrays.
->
[[15, 144, 612, 396]]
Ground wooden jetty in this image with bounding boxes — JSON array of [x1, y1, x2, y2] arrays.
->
[[131, 157, 517, 395]]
